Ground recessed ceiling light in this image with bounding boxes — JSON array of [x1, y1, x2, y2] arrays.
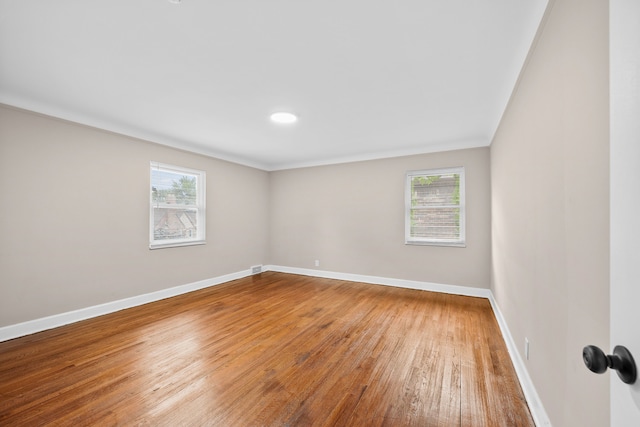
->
[[270, 112, 298, 124], [168, 0, 182, 4]]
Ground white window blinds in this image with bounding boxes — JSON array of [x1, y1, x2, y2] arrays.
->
[[405, 167, 465, 246]]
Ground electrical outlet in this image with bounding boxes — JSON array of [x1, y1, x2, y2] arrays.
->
[[525, 338, 530, 360], [314, 260, 320, 267]]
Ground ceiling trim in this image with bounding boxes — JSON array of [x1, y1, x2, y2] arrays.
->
[[1, 97, 489, 172], [267, 138, 490, 171], [0, 96, 270, 170]]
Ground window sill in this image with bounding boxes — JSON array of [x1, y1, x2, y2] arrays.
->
[[149, 240, 206, 250], [405, 240, 466, 248]]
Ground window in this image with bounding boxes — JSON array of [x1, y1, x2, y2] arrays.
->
[[150, 162, 206, 249], [405, 167, 465, 246]]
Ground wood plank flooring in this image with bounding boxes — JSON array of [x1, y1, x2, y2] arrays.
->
[[0, 272, 533, 426]]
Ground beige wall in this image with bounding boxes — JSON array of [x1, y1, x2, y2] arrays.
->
[[0, 105, 490, 328], [490, 0, 610, 425], [0, 105, 270, 327], [269, 148, 491, 288]]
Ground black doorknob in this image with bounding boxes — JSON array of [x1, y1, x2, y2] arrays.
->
[[582, 345, 637, 385]]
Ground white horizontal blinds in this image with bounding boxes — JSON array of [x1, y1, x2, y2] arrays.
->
[[406, 167, 465, 245], [150, 163, 206, 249]]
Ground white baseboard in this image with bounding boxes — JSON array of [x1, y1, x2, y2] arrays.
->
[[0, 265, 549, 426], [264, 265, 492, 298], [488, 295, 552, 427], [0, 268, 253, 343]]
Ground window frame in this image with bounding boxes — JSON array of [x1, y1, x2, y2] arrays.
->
[[405, 166, 466, 247], [149, 162, 206, 250]]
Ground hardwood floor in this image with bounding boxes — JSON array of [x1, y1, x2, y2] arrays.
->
[[0, 272, 533, 426]]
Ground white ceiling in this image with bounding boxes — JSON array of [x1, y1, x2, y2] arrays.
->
[[0, 0, 548, 171]]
